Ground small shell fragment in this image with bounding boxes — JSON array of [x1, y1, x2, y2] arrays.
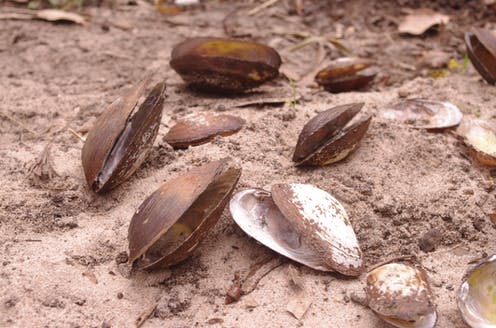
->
[[293, 103, 371, 166], [128, 159, 241, 270], [457, 118, 496, 166], [382, 98, 462, 129], [164, 113, 245, 149], [229, 183, 363, 276], [81, 77, 166, 193], [315, 58, 377, 93], [170, 37, 281, 93], [366, 262, 437, 328], [457, 255, 496, 327], [465, 28, 496, 84]]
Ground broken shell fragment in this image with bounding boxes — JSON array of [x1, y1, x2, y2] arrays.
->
[[315, 58, 377, 93], [366, 262, 437, 328], [81, 77, 166, 193], [457, 118, 496, 166], [457, 255, 496, 327], [128, 159, 241, 270], [164, 113, 245, 149], [170, 37, 282, 93], [293, 103, 371, 166], [229, 183, 363, 276], [465, 28, 496, 84], [382, 98, 462, 129]]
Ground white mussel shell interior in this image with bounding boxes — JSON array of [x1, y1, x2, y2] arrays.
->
[[457, 255, 496, 328], [229, 189, 331, 271], [382, 99, 462, 129], [458, 119, 496, 157], [366, 263, 437, 328]]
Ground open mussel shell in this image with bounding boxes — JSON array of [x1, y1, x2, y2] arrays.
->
[[315, 58, 377, 93], [382, 98, 462, 130], [230, 183, 363, 276], [164, 113, 245, 149], [293, 103, 371, 167], [81, 76, 166, 193], [457, 255, 496, 327], [465, 28, 496, 84], [366, 262, 437, 328], [170, 37, 281, 93], [128, 159, 241, 270], [457, 118, 496, 166]]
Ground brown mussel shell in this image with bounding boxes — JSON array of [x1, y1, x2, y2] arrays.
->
[[293, 103, 364, 162], [315, 58, 377, 93], [465, 28, 496, 84], [164, 113, 245, 149], [294, 103, 371, 166], [82, 76, 166, 193], [128, 159, 241, 270], [170, 37, 281, 93]]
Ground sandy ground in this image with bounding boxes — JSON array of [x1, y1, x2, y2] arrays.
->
[[1, 0, 496, 327]]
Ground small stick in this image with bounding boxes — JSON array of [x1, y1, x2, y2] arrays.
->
[[67, 127, 85, 142], [295, 0, 303, 16], [0, 112, 39, 135], [135, 299, 159, 328], [248, 0, 280, 16]]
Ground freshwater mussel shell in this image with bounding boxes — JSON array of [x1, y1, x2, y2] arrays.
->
[[457, 118, 496, 167], [128, 159, 241, 270], [465, 28, 496, 84], [293, 103, 364, 162], [366, 262, 438, 328], [457, 255, 496, 327], [170, 37, 282, 93], [164, 113, 245, 149], [382, 99, 462, 130], [229, 183, 363, 276], [294, 103, 371, 166], [315, 58, 377, 93], [81, 77, 166, 193]]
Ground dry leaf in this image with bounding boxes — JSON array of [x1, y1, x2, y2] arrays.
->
[[35, 9, 86, 25], [28, 144, 59, 185], [286, 294, 312, 320], [488, 212, 496, 224], [243, 296, 259, 309], [287, 264, 304, 290], [82, 270, 98, 284], [398, 8, 449, 36]]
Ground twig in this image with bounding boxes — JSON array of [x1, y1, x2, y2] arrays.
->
[[0, 112, 39, 135], [242, 256, 283, 295], [247, 0, 280, 16], [0, 13, 33, 20], [135, 298, 159, 328], [295, 0, 303, 16], [68, 127, 85, 142]]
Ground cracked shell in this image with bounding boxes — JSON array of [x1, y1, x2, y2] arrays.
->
[[164, 113, 245, 149], [465, 28, 496, 84], [81, 76, 166, 193], [293, 103, 371, 166], [128, 159, 241, 270], [170, 37, 281, 93], [382, 99, 462, 130], [229, 183, 363, 276], [366, 262, 437, 328], [457, 255, 496, 327], [315, 58, 377, 93], [457, 118, 496, 167]]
